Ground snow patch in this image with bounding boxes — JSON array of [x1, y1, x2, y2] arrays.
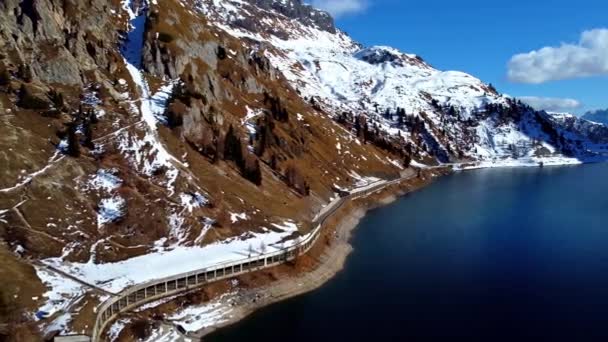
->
[[180, 192, 208, 213], [230, 212, 248, 223], [43, 220, 302, 293], [97, 196, 126, 227], [85, 169, 122, 193], [34, 266, 85, 323]]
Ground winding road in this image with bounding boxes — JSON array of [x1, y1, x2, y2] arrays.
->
[[55, 168, 426, 341]]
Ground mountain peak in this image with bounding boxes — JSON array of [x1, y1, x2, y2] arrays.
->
[[582, 109, 608, 125], [244, 0, 336, 33], [355, 46, 428, 68]]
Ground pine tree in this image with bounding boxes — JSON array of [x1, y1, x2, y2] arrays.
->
[[66, 122, 80, 157], [0, 67, 10, 87], [247, 158, 262, 186], [48, 89, 64, 110], [213, 128, 224, 163], [488, 83, 497, 93], [353, 115, 361, 135], [383, 108, 391, 119], [88, 109, 98, 124], [17, 84, 48, 110], [224, 125, 245, 170], [17, 64, 33, 83], [217, 46, 227, 60], [270, 153, 278, 170], [82, 119, 94, 150], [254, 123, 267, 157], [166, 109, 183, 128], [285, 165, 308, 196], [397, 108, 405, 126]]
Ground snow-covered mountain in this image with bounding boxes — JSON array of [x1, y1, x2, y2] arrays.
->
[[582, 109, 608, 126], [199, 0, 608, 165]]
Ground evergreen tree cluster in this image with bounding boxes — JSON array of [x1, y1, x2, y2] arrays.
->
[[162, 81, 210, 129], [285, 165, 310, 196], [401, 113, 425, 134], [337, 112, 415, 167], [263, 91, 289, 122], [61, 105, 98, 157], [0, 64, 10, 87], [382, 107, 407, 126], [17, 64, 32, 83], [253, 112, 277, 158], [48, 89, 65, 111], [16, 84, 49, 110], [248, 53, 270, 73], [223, 130, 263, 183], [482, 98, 530, 123]]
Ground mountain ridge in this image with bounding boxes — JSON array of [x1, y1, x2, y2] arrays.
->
[[201, 0, 608, 164], [582, 109, 608, 125]]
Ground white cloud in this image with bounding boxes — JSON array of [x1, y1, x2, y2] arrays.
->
[[519, 96, 582, 112], [311, 0, 368, 18], [507, 28, 608, 83]]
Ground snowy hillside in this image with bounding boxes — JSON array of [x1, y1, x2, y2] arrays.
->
[[582, 109, 608, 126], [197, 0, 608, 165], [200, 0, 504, 115]]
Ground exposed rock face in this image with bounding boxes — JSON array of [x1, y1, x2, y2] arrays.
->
[[33, 48, 84, 86], [245, 0, 336, 33], [2, 3, 405, 338], [355, 46, 427, 68], [550, 113, 608, 144], [0, 0, 121, 87]]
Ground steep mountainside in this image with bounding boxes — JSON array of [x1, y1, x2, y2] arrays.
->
[[0, 0, 607, 340], [199, 0, 608, 165], [582, 109, 608, 125]]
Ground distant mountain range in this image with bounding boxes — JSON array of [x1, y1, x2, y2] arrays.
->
[[582, 109, 608, 125]]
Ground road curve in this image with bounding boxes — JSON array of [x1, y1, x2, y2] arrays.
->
[[91, 169, 418, 341]]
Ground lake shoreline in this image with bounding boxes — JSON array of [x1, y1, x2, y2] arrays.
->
[[184, 168, 448, 340], [137, 161, 601, 340], [197, 162, 608, 341]]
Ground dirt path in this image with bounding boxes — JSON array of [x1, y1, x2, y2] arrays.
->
[[34, 262, 117, 298]]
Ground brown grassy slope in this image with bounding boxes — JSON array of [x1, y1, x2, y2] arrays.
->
[[0, 0, 409, 336], [0, 243, 45, 342], [0, 0, 407, 264]]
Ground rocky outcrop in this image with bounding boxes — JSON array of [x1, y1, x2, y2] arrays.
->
[[243, 0, 335, 33], [0, 0, 122, 87], [551, 113, 608, 145]]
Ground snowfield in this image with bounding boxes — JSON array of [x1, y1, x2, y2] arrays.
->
[[43, 220, 303, 293], [34, 266, 87, 335], [199, 0, 507, 118]]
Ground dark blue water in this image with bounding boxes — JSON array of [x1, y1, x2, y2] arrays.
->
[[209, 163, 608, 341]]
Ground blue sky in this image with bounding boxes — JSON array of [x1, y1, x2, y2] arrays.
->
[[311, 0, 607, 114]]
